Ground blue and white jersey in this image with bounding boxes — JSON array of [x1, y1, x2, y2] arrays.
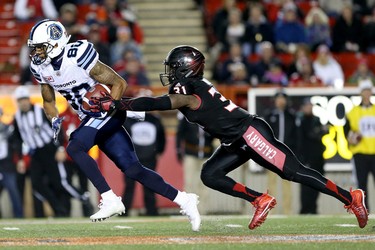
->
[[30, 40, 99, 120]]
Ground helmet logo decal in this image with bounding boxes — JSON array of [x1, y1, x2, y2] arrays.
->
[[47, 24, 63, 40]]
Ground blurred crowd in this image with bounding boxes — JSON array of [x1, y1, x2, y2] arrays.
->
[[207, 0, 375, 88], [15, 0, 149, 87], [7, 0, 375, 89]]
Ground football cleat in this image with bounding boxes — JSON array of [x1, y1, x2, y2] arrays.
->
[[90, 196, 125, 222], [344, 189, 368, 228], [180, 193, 201, 231], [249, 193, 277, 230]]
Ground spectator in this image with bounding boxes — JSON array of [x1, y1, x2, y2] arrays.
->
[[87, 24, 111, 66], [59, 3, 89, 43], [287, 43, 312, 77], [109, 25, 142, 65], [0, 107, 23, 218], [261, 59, 288, 86], [352, 0, 372, 16], [313, 44, 344, 87], [348, 58, 375, 85], [120, 54, 150, 86], [53, 0, 76, 13], [318, 0, 352, 18], [274, 2, 307, 54], [289, 57, 323, 86], [176, 114, 215, 215], [97, 0, 143, 45], [113, 50, 140, 76], [210, 0, 236, 47], [296, 98, 327, 214], [217, 8, 246, 53], [332, 4, 363, 52], [264, 89, 297, 215], [242, 3, 274, 56], [305, 7, 332, 51], [14, 0, 58, 21], [264, 0, 304, 24], [362, 7, 375, 53], [217, 43, 252, 85], [252, 41, 276, 83], [208, 0, 238, 66], [345, 80, 375, 210], [122, 89, 166, 216]]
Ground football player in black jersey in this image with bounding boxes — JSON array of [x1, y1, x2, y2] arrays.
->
[[90, 45, 368, 230]]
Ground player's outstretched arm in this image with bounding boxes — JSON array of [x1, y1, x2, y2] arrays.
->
[[91, 93, 199, 112]]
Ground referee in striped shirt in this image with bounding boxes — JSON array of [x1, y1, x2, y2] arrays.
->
[[13, 86, 90, 217]]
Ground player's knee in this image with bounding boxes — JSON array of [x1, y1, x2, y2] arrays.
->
[[282, 161, 303, 181], [201, 164, 220, 189], [123, 161, 144, 180], [66, 140, 87, 158]]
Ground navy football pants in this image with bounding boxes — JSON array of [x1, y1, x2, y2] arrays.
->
[[66, 111, 177, 201]]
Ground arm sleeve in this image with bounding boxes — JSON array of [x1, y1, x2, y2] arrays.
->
[[117, 95, 172, 111]]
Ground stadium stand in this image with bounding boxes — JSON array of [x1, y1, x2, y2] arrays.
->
[[1, 0, 375, 87], [0, 1, 21, 85]]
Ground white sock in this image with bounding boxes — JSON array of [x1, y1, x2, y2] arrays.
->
[[173, 191, 188, 206], [101, 189, 117, 200]]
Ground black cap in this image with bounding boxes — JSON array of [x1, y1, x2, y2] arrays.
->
[[274, 88, 288, 98]]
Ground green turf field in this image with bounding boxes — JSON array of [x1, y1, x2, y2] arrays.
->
[[0, 215, 374, 249]]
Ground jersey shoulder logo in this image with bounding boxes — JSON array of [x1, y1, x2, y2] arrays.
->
[[44, 75, 54, 82]]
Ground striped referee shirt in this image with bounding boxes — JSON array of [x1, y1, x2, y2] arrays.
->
[[14, 104, 54, 150]]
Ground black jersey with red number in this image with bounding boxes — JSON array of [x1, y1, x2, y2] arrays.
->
[[168, 78, 254, 143]]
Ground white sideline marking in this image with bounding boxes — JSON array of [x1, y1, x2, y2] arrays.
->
[[3, 227, 20, 230], [225, 224, 243, 228], [166, 235, 375, 243], [114, 225, 133, 229], [334, 224, 357, 227]]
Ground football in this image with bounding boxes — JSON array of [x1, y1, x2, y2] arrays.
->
[[82, 83, 111, 111]]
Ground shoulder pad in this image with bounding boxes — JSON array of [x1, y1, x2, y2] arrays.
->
[[67, 40, 98, 70]]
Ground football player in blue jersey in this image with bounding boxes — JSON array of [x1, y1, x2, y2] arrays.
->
[[91, 45, 369, 230], [27, 20, 201, 231]]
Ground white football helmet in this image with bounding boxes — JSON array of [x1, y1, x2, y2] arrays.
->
[[27, 19, 71, 65]]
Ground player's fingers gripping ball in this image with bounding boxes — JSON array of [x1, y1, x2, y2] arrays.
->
[[90, 92, 116, 112], [82, 84, 111, 118]]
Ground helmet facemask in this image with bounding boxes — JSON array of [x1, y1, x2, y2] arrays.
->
[[159, 63, 178, 86], [28, 42, 54, 65]]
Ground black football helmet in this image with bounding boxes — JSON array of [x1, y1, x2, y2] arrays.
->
[[159, 45, 205, 86]]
